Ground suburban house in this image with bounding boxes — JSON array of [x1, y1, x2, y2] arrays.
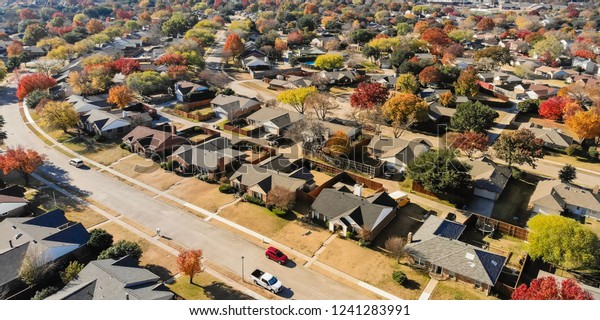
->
[[317, 70, 359, 85], [405, 215, 507, 295], [518, 123, 577, 150], [246, 107, 304, 135], [534, 66, 575, 79], [369, 75, 398, 89], [318, 119, 361, 140], [572, 57, 598, 74], [0, 193, 28, 217], [0, 209, 90, 295], [80, 109, 153, 138], [267, 76, 313, 90], [169, 137, 244, 177], [122, 126, 188, 159], [367, 136, 432, 171], [174, 81, 214, 103], [310, 188, 397, 240], [67, 94, 110, 114], [525, 84, 559, 100], [529, 180, 600, 219], [211, 95, 261, 121], [47, 256, 173, 300], [469, 157, 512, 201], [242, 56, 271, 72], [229, 164, 314, 202], [428, 103, 457, 125], [566, 74, 599, 86]]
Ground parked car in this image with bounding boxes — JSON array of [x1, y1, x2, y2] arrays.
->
[[264, 133, 278, 141], [251, 269, 283, 293], [69, 158, 84, 168], [265, 246, 288, 265]]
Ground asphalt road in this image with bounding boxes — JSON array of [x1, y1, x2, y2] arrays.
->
[[0, 84, 368, 300]]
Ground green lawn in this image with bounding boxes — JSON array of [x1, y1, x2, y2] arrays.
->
[[167, 275, 253, 300]]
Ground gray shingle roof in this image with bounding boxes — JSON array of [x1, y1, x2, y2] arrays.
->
[[469, 158, 512, 194], [530, 180, 600, 214], [246, 108, 304, 128], [47, 256, 173, 300], [518, 123, 576, 148], [230, 164, 307, 194], [211, 95, 260, 115]]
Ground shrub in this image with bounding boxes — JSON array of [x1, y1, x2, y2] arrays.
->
[[98, 240, 143, 263], [589, 147, 599, 160], [271, 207, 287, 215], [392, 271, 407, 285], [219, 184, 235, 194], [87, 229, 113, 252], [25, 89, 51, 109], [512, 168, 524, 180], [565, 145, 581, 156], [31, 286, 58, 300], [164, 160, 173, 171], [244, 194, 265, 206], [60, 261, 84, 284], [358, 239, 371, 247], [94, 134, 105, 142], [219, 176, 229, 184], [119, 142, 128, 150]]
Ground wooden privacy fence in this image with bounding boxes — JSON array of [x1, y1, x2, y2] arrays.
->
[[304, 149, 384, 177], [464, 213, 529, 240]]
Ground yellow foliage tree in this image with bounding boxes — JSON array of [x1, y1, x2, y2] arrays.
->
[[566, 110, 600, 140], [276, 86, 318, 114], [108, 85, 136, 108]]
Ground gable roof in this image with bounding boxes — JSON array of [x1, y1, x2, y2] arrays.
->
[[230, 164, 307, 194], [469, 158, 512, 193], [530, 180, 600, 216], [0, 242, 29, 287], [122, 126, 187, 153], [211, 95, 260, 115], [81, 109, 131, 131], [406, 216, 506, 285], [171, 138, 243, 171], [368, 136, 431, 162], [246, 107, 304, 128], [175, 81, 209, 96], [518, 123, 576, 148], [47, 256, 173, 300], [311, 188, 396, 232]]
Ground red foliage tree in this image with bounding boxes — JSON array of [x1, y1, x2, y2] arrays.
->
[[516, 30, 532, 40], [0, 146, 47, 186], [287, 31, 303, 46], [19, 8, 38, 21], [166, 65, 190, 80], [450, 131, 489, 159], [177, 249, 204, 284], [476, 17, 495, 31], [574, 49, 596, 60], [113, 58, 141, 75], [7, 40, 24, 58], [350, 82, 389, 110], [419, 66, 443, 86], [16, 73, 57, 101], [539, 96, 567, 120], [422, 28, 452, 48], [115, 9, 135, 20], [512, 277, 593, 300], [155, 53, 187, 66]]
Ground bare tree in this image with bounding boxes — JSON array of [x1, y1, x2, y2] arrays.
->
[[324, 39, 341, 51], [284, 119, 329, 146], [384, 236, 407, 263], [305, 92, 339, 120], [357, 227, 373, 242], [266, 186, 296, 210], [19, 250, 55, 286]]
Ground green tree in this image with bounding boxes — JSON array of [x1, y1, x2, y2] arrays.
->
[[407, 149, 473, 195], [392, 271, 407, 285], [23, 23, 48, 46], [60, 261, 85, 284], [494, 128, 545, 168], [87, 228, 114, 252], [98, 240, 143, 263], [528, 215, 599, 270], [517, 99, 540, 113], [314, 53, 344, 71], [454, 67, 478, 97], [276, 86, 317, 114], [558, 164, 577, 183], [474, 46, 512, 70], [530, 36, 564, 65], [395, 73, 419, 93], [0, 60, 7, 82], [24, 89, 49, 109], [126, 71, 170, 95], [31, 286, 58, 300], [450, 101, 499, 132]]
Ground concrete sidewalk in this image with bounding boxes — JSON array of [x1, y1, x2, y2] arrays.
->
[[418, 279, 439, 300]]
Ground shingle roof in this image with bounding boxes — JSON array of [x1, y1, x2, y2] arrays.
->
[[246, 108, 304, 128], [518, 123, 576, 148], [47, 256, 173, 300], [211, 95, 260, 115], [0, 242, 29, 286], [469, 158, 512, 194], [530, 180, 600, 215], [230, 164, 307, 194]]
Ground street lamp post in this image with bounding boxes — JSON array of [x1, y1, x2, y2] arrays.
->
[[241, 256, 245, 283]]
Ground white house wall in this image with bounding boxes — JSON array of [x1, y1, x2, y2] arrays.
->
[[533, 204, 561, 216]]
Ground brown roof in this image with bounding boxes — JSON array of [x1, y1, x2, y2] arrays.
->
[[122, 126, 187, 153]]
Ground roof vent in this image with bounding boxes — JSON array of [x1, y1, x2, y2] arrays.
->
[[14, 233, 22, 240], [468, 262, 476, 268], [465, 252, 475, 260]]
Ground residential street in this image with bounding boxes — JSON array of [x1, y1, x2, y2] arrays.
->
[[0, 84, 369, 300]]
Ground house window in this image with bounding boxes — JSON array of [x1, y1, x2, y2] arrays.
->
[[252, 191, 262, 199], [415, 257, 425, 266], [449, 271, 456, 279], [475, 281, 481, 288]]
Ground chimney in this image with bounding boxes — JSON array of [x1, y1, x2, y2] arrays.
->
[[407, 232, 413, 244], [122, 111, 128, 118], [353, 183, 362, 197], [593, 185, 599, 195], [9, 240, 13, 248], [170, 124, 176, 135], [125, 293, 129, 300]]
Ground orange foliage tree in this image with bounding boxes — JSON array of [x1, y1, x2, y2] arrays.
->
[[177, 249, 204, 284], [0, 146, 46, 186], [16, 73, 57, 100], [108, 85, 136, 108], [223, 33, 244, 62], [566, 110, 600, 141]]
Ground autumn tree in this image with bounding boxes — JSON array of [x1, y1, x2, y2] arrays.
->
[[476, 17, 495, 31], [451, 131, 490, 159], [474, 46, 512, 70], [565, 110, 600, 141], [16, 73, 57, 100], [527, 215, 599, 270], [266, 186, 296, 210], [0, 146, 46, 186], [223, 33, 244, 63], [494, 129, 544, 168], [287, 30, 303, 46], [382, 93, 429, 137], [113, 58, 140, 75], [512, 277, 593, 300], [38, 101, 79, 134], [451, 101, 499, 132], [305, 92, 338, 120], [419, 65, 443, 87], [23, 24, 48, 46], [0, 61, 6, 83], [539, 97, 567, 120], [531, 36, 564, 66], [454, 67, 479, 97], [395, 73, 419, 94], [314, 53, 344, 71], [350, 82, 389, 110], [177, 249, 204, 284], [439, 91, 455, 107], [155, 53, 187, 66], [7, 40, 24, 58], [276, 86, 318, 114], [86, 19, 105, 34], [108, 85, 136, 108]]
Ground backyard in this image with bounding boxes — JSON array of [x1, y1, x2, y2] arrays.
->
[[372, 203, 426, 249], [430, 280, 499, 300], [317, 238, 430, 300], [490, 175, 539, 227]]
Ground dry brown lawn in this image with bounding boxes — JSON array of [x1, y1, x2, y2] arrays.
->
[[585, 217, 600, 238], [97, 222, 178, 280], [318, 238, 430, 300], [430, 280, 499, 300], [111, 155, 185, 191], [85, 146, 131, 166], [271, 221, 332, 257], [218, 202, 289, 237], [310, 170, 334, 186], [27, 188, 107, 229], [166, 178, 235, 212]]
